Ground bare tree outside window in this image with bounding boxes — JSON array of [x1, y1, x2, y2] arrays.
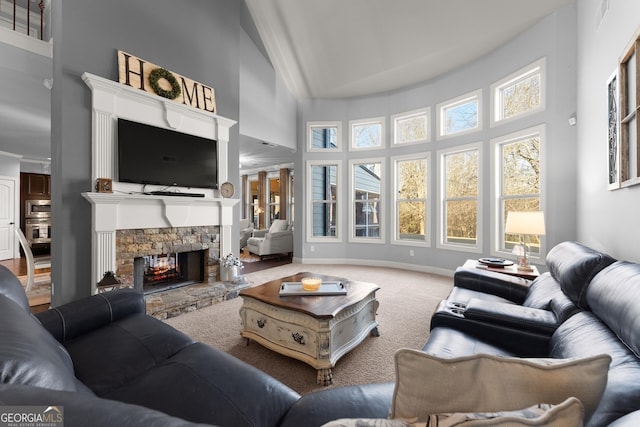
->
[[500, 133, 541, 253], [444, 149, 479, 245], [396, 158, 427, 241]]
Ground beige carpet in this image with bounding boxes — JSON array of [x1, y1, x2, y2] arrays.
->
[[165, 263, 453, 395]]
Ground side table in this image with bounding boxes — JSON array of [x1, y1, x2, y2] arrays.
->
[[463, 259, 540, 280]]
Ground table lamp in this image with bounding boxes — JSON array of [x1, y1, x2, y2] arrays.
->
[[505, 211, 546, 272]]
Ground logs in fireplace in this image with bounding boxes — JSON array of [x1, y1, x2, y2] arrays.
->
[[134, 250, 205, 294]]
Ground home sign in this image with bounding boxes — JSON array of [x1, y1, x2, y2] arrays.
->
[[117, 50, 217, 114]]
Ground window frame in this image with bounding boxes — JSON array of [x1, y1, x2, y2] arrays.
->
[[490, 58, 546, 127], [306, 160, 342, 243], [391, 153, 431, 247], [391, 107, 431, 146], [348, 157, 385, 243], [490, 124, 546, 260], [437, 142, 482, 253], [349, 117, 386, 151], [436, 89, 482, 139], [307, 121, 343, 153], [619, 32, 640, 188]]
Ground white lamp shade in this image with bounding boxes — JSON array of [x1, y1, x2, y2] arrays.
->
[[505, 211, 546, 236]]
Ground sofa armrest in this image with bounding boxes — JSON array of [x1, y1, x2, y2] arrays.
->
[[279, 383, 393, 427], [453, 267, 531, 304], [430, 300, 550, 357], [35, 288, 146, 343], [464, 298, 558, 335]]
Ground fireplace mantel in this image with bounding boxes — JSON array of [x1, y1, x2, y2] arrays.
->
[[82, 72, 238, 290]]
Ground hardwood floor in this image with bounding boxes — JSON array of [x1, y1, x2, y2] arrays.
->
[[0, 257, 51, 313]]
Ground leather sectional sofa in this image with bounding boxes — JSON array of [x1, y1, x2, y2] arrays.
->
[[2, 240, 640, 426]]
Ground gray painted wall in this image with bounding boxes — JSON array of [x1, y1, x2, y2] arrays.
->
[[295, 5, 578, 273], [51, 0, 242, 304], [576, 0, 640, 261]]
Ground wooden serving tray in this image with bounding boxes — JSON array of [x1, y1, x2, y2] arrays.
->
[[279, 281, 347, 296]]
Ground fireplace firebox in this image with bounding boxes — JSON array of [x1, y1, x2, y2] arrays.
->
[[134, 250, 205, 294]]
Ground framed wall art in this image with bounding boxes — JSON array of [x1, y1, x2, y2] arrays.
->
[[607, 69, 620, 190]]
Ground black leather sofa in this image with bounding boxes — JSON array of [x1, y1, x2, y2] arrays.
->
[[3, 240, 640, 426], [426, 241, 640, 426], [0, 264, 391, 427]]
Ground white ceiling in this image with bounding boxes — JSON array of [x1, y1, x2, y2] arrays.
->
[[0, 0, 575, 170], [245, 0, 575, 99]]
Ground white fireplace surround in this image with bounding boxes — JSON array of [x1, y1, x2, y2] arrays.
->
[[81, 72, 238, 291]]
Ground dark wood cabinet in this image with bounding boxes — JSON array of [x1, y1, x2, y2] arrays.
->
[[22, 173, 51, 198]]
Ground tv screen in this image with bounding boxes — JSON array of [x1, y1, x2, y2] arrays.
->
[[117, 118, 218, 189]]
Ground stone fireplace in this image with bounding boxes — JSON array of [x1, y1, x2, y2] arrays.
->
[[115, 226, 220, 294]]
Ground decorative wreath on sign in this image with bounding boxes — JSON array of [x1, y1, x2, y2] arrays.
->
[[148, 68, 181, 100]]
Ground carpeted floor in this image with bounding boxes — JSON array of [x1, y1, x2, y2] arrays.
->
[[165, 263, 453, 395]]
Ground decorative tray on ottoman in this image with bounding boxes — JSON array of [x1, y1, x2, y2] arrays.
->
[[279, 281, 347, 296]]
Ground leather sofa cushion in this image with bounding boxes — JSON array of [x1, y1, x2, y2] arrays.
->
[[586, 261, 640, 357], [63, 314, 195, 396], [103, 342, 300, 427], [0, 264, 31, 311], [421, 327, 516, 357], [546, 241, 616, 309], [550, 311, 640, 427], [0, 295, 92, 394], [0, 383, 211, 427]]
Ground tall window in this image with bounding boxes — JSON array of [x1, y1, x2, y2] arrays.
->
[[307, 161, 341, 240], [392, 108, 430, 146], [308, 121, 342, 152], [437, 90, 482, 138], [249, 179, 259, 228], [394, 155, 429, 244], [491, 58, 545, 125], [349, 159, 383, 242], [268, 176, 280, 223], [439, 144, 480, 250], [493, 126, 544, 256], [350, 117, 385, 151]]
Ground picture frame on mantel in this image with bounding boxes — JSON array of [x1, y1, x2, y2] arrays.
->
[[607, 68, 621, 190]]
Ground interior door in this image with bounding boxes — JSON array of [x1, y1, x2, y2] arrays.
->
[[0, 177, 17, 260]]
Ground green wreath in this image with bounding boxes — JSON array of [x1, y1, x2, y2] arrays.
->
[[148, 68, 181, 100]]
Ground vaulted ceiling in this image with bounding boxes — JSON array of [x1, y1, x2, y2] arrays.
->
[[0, 0, 575, 169]]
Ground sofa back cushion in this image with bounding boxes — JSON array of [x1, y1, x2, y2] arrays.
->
[[546, 241, 616, 310], [269, 219, 288, 233], [523, 273, 579, 322], [0, 294, 92, 394], [0, 264, 31, 312], [586, 261, 640, 357], [551, 309, 640, 426]]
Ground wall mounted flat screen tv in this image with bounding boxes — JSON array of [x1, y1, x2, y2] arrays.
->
[[117, 118, 218, 189]]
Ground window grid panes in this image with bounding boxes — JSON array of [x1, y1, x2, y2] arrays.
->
[[351, 161, 382, 240], [308, 122, 341, 151], [438, 90, 482, 138], [395, 157, 428, 242], [620, 37, 640, 187], [350, 118, 384, 150], [393, 109, 429, 145], [443, 148, 479, 246], [498, 131, 542, 255], [309, 164, 339, 238], [268, 177, 280, 224], [493, 59, 545, 124]]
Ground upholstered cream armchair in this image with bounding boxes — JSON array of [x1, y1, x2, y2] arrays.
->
[[239, 219, 254, 249], [246, 220, 293, 258]]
